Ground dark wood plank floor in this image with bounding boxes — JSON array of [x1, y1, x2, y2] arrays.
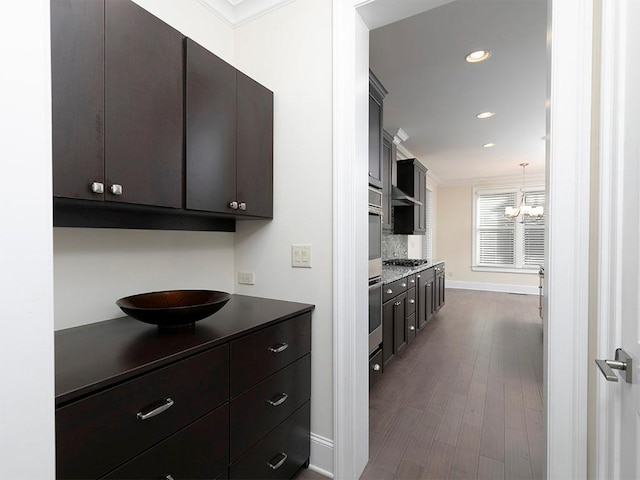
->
[[362, 289, 544, 480]]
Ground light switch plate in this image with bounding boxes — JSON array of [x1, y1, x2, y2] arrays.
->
[[238, 272, 255, 285], [291, 244, 312, 268]]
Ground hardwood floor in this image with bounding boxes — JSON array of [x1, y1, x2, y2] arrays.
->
[[362, 289, 543, 480]]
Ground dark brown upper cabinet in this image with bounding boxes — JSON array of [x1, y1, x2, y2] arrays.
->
[[185, 40, 273, 219], [51, 0, 104, 201], [236, 72, 274, 219], [369, 71, 387, 190], [381, 130, 395, 231], [394, 158, 427, 234], [51, 0, 183, 208]]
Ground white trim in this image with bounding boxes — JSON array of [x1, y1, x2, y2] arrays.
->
[[447, 281, 538, 296], [595, 1, 624, 478], [196, 0, 294, 27], [545, 0, 593, 478], [309, 433, 335, 478], [332, 2, 370, 479]]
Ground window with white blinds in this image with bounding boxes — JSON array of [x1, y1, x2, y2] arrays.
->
[[474, 187, 545, 270]]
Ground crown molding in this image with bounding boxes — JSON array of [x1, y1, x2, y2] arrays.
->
[[438, 172, 546, 187], [197, 0, 294, 27]]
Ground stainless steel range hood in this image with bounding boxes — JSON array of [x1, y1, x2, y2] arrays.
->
[[391, 186, 422, 206]]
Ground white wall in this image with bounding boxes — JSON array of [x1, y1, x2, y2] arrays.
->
[[436, 184, 539, 292], [232, 0, 334, 448], [0, 1, 55, 477], [54, 229, 235, 329], [53, 0, 236, 329]]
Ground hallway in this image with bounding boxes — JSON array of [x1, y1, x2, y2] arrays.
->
[[361, 289, 544, 479]]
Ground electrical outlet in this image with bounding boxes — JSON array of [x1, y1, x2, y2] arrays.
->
[[291, 244, 312, 268], [238, 272, 255, 285]]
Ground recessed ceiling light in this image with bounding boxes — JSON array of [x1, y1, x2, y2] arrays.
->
[[466, 50, 491, 63], [483, 142, 496, 148], [476, 111, 495, 119]]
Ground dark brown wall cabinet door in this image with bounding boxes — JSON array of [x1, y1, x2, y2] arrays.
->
[[368, 71, 387, 189], [105, 0, 183, 208], [185, 38, 237, 213], [381, 131, 394, 231], [51, 0, 105, 201], [236, 72, 274, 218]]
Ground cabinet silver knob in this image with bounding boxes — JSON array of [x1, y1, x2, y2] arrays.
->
[[409, 325, 415, 331], [110, 184, 122, 195], [386, 289, 393, 294], [136, 398, 174, 420], [401, 283, 407, 288], [268, 392, 289, 406], [90, 182, 104, 194], [410, 279, 415, 284], [409, 299, 415, 304], [239, 202, 247, 211], [166, 476, 174, 480], [268, 452, 288, 470], [229, 201, 239, 210], [417, 274, 421, 278], [268, 342, 288, 354], [394, 301, 401, 306], [372, 363, 381, 371]]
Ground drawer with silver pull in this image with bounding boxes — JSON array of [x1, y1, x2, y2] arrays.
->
[[56, 344, 229, 479], [230, 354, 311, 461], [230, 312, 311, 396], [406, 286, 416, 316], [383, 277, 409, 303], [230, 402, 310, 480]]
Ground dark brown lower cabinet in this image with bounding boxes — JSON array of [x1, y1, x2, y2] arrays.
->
[[55, 298, 313, 480], [369, 348, 383, 388], [393, 292, 408, 355], [417, 267, 435, 330], [230, 403, 310, 479], [102, 405, 229, 479]]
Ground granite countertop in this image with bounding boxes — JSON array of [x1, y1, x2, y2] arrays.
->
[[382, 259, 445, 284]]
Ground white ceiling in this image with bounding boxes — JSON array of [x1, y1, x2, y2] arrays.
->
[[365, 0, 548, 184], [197, 0, 293, 27]]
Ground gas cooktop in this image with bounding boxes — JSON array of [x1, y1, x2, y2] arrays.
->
[[383, 259, 430, 267]]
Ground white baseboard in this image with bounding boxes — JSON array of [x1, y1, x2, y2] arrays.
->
[[309, 432, 334, 478], [447, 280, 538, 295]]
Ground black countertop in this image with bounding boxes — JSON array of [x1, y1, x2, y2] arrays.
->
[[382, 259, 445, 284], [55, 294, 314, 406]]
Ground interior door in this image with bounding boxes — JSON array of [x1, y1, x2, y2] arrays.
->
[[596, 1, 640, 477]]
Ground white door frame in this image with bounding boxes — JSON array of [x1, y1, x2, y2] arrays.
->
[[332, 0, 595, 478], [595, 1, 627, 478]]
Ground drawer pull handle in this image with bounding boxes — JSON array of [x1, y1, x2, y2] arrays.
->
[[268, 392, 289, 406], [268, 452, 288, 470], [136, 398, 174, 420], [269, 343, 289, 353], [386, 289, 393, 294]]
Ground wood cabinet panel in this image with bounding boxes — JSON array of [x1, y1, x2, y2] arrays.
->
[[369, 348, 383, 388], [382, 299, 395, 367], [102, 404, 229, 480], [395, 158, 427, 234], [57, 345, 229, 479], [105, 0, 183, 208], [393, 292, 408, 355], [382, 131, 394, 231], [51, 0, 105, 201], [368, 71, 387, 189], [230, 312, 311, 396], [230, 403, 310, 480], [236, 72, 274, 218], [185, 38, 237, 213], [230, 354, 311, 461]]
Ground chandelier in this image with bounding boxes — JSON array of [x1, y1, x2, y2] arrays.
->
[[504, 163, 544, 221]]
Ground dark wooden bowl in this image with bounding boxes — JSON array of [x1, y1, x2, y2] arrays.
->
[[116, 290, 231, 330]]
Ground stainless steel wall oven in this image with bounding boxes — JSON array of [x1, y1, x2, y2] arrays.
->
[[368, 187, 383, 354]]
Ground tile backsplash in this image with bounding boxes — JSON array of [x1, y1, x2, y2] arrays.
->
[[382, 232, 407, 260]]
